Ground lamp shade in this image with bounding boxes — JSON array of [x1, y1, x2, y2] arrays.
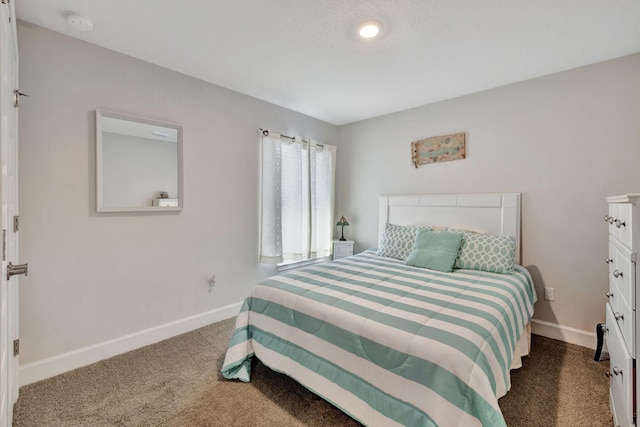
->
[[336, 216, 349, 226]]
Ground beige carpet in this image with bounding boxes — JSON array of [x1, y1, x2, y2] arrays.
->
[[13, 318, 612, 426]]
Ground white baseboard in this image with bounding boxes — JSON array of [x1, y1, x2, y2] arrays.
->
[[531, 318, 596, 350], [19, 302, 243, 387]]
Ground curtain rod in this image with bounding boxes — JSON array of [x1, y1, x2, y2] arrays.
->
[[259, 128, 323, 148]]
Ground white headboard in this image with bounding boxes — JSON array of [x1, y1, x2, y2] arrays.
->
[[379, 193, 522, 264]]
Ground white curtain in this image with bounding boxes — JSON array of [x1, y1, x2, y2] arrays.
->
[[259, 132, 336, 264]]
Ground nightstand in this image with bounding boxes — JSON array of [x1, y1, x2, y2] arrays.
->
[[333, 240, 354, 260]]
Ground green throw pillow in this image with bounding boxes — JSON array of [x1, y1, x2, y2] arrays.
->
[[405, 229, 463, 273], [454, 233, 516, 274], [377, 223, 431, 260]]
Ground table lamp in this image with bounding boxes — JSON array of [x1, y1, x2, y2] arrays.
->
[[336, 216, 349, 241]]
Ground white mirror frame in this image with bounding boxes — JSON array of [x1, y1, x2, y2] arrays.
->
[[96, 110, 183, 213]]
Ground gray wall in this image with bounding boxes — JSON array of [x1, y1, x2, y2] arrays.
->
[[336, 53, 640, 335], [17, 22, 338, 364]]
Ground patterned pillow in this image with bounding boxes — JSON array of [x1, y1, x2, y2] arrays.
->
[[454, 233, 516, 274], [377, 223, 431, 260], [443, 227, 481, 235]]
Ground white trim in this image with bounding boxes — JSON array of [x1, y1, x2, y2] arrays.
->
[[19, 302, 242, 386], [531, 318, 596, 349], [277, 256, 331, 272]]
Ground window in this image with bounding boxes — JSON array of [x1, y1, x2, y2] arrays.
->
[[259, 130, 336, 266]]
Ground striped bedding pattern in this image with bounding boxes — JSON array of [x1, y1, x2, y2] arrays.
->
[[222, 250, 536, 427]]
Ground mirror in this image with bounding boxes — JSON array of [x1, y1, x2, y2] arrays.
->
[[96, 110, 183, 212]]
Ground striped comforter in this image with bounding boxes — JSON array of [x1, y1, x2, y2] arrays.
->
[[221, 250, 536, 427]]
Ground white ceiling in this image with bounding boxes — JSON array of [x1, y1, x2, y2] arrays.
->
[[15, 0, 640, 126]]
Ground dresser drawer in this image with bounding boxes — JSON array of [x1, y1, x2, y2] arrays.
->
[[614, 296, 634, 357], [609, 238, 636, 311], [609, 203, 634, 249], [608, 277, 634, 356], [606, 304, 634, 427]]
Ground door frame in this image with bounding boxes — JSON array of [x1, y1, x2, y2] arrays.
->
[[0, 0, 20, 425]]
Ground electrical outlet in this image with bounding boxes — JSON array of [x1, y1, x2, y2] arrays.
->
[[544, 287, 555, 301], [208, 275, 216, 293]]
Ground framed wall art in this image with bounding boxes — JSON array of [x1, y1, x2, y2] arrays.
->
[[411, 132, 466, 168]]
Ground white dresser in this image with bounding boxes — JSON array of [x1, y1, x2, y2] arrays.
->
[[606, 194, 639, 427]]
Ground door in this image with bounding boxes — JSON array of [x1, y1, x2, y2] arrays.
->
[[0, 0, 19, 425]]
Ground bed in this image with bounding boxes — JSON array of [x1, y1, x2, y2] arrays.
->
[[222, 193, 536, 427]]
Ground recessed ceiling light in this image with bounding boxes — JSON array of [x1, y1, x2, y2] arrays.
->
[[66, 14, 94, 32], [358, 20, 382, 39]]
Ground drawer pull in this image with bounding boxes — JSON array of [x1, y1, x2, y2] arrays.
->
[[606, 291, 613, 299], [605, 257, 613, 264], [614, 312, 624, 321], [609, 217, 615, 224], [604, 215, 611, 223], [615, 219, 626, 228], [613, 270, 623, 278]]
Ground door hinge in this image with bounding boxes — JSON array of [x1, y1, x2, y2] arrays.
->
[[13, 339, 19, 356], [2, 230, 5, 261], [13, 215, 19, 232], [13, 90, 28, 108]]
